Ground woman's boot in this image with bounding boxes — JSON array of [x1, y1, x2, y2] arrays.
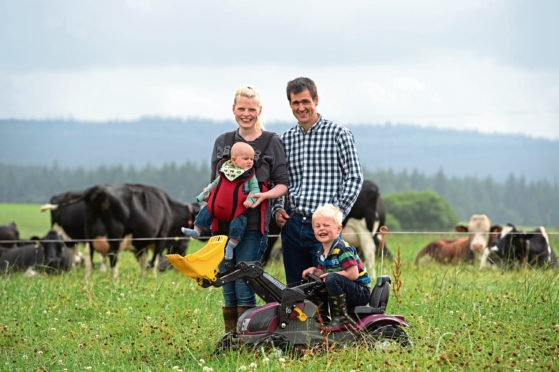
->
[[222, 306, 238, 333], [236, 305, 255, 325]]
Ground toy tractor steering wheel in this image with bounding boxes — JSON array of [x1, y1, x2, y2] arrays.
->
[[306, 273, 323, 285]]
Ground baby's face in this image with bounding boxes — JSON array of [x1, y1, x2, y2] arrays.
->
[[231, 150, 254, 170]]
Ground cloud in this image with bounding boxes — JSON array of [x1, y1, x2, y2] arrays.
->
[[0, 1, 558, 139]]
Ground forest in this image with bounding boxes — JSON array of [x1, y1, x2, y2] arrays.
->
[[1, 162, 557, 227]]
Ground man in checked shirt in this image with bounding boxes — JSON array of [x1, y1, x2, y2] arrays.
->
[[273, 77, 363, 284]]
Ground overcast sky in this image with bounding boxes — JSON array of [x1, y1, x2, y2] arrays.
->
[[1, 0, 558, 139]]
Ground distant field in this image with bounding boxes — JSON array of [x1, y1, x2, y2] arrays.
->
[[0, 204, 558, 370]]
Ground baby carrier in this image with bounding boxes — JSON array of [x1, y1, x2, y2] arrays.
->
[[207, 130, 274, 234]]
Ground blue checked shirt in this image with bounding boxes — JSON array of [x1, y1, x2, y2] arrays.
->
[[273, 115, 363, 218]]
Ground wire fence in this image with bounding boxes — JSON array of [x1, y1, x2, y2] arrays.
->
[[1, 230, 557, 245]]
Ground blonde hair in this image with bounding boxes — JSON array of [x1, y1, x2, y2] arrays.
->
[[312, 204, 343, 226], [231, 142, 255, 158], [233, 85, 264, 130]]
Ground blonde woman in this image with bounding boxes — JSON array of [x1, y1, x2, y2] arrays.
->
[[207, 85, 288, 333]]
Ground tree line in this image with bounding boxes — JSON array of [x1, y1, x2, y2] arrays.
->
[[1, 162, 557, 227]]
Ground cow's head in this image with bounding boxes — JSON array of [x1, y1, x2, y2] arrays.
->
[[40, 230, 70, 271], [455, 214, 502, 254]]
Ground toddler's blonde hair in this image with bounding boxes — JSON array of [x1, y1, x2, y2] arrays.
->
[[312, 204, 343, 226]]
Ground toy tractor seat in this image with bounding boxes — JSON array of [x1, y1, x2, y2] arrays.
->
[[354, 275, 391, 316]]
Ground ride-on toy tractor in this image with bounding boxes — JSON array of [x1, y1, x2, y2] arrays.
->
[[167, 235, 410, 352]]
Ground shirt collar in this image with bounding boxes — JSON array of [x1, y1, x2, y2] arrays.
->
[[297, 114, 323, 133]]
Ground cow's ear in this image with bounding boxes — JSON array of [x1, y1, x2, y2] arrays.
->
[[455, 225, 467, 232], [490, 225, 502, 233]]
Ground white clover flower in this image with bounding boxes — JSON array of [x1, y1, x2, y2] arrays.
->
[[23, 355, 28, 360], [203, 367, 213, 372], [199, 358, 205, 366], [449, 310, 454, 315], [238, 365, 247, 371], [146, 316, 151, 321], [172, 366, 179, 370], [37, 350, 43, 355], [249, 362, 257, 370], [85, 367, 92, 370], [279, 357, 286, 363], [58, 360, 64, 366], [50, 328, 56, 331], [106, 311, 111, 315], [262, 357, 269, 366]]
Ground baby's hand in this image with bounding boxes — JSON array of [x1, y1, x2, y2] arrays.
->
[[243, 199, 254, 208]]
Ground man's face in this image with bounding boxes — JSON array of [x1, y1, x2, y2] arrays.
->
[[289, 89, 319, 128]]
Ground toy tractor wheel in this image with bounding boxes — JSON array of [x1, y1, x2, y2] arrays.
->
[[253, 333, 291, 353], [214, 332, 240, 354], [366, 324, 412, 348]]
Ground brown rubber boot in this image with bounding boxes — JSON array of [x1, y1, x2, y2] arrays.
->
[[222, 306, 238, 333], [236, 305, 255, 320]]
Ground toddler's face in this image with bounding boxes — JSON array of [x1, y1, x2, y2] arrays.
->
[[312, 216, 342, 245]]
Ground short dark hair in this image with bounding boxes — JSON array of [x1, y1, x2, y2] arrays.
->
[[286, 77, 317, 102]]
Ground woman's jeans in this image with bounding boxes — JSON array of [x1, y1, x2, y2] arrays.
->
[[218, 230, 268, 306]]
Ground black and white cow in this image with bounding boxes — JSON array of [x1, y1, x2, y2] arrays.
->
[[485, 224, 558, 269], [261, 179, 391, 267], [342, 180, 393, 261], [0, 222, 20, 248], [61, 183, 196, 279], [42, 187, 198, 276], [0, 230, 73, 274], [41, 190, 88, 265]]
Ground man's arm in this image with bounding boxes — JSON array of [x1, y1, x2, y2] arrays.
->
[[333, 128, 363, 217]]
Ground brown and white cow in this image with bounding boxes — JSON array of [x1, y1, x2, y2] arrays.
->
[[415, 214, 501, 267]]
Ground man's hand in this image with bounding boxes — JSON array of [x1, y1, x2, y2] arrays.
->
[[274, 209, 290, 228]]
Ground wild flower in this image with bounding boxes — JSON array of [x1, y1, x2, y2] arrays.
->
[[58, 360, 64, 366], [198, 358, 205, 366], [262, 357, 269, 366], [22, 355, 28, 360], [172, 366, 179, 370], [203, 367, 213, 372], [238, 365, 247, 371], [249, 362, 257, 370]]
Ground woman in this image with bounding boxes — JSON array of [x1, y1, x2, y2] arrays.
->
[[208, 85, 288, 333]]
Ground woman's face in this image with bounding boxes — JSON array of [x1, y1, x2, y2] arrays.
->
[[233, 96, 262, 131]]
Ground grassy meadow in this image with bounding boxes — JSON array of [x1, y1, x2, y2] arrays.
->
[[1, 203, 558, 371]]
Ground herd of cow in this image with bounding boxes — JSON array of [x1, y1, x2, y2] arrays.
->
[[0, 182, 557, 278]]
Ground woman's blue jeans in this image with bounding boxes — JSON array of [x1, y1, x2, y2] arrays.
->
[[218, 230, 268, 306]]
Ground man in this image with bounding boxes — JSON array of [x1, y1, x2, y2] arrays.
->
[[273, 77, 363, 284]]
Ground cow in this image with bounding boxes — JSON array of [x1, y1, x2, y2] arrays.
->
[[342, 218, 377, 278], [0, 230, 73, 275], [342, 180, 393, 261], [415, 214, 502, 267], [261, 179, 391, 267], [63, 183, 196, 279], [484, 224, 558, 269], [42, 188, 198, 276], [41, 190, 88, 266], [0, 222, 20, 248]]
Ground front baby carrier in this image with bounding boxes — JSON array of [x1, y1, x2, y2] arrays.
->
[[207, 130, 274, 234]]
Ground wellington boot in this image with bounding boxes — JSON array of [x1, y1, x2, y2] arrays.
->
[[236, 305, 255, 318], [222, 306, 238, 333], [324, 293, 355, 331]]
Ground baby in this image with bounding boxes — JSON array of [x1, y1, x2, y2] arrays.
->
[[182, 142, 260, 260]]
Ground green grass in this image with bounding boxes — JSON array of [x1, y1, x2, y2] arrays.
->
[[1, 204, 558, 371]]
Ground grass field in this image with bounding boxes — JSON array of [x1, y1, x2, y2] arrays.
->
[[1, 204, 558, 371]]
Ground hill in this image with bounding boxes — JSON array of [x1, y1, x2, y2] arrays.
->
[[1, 118, 557, 182]]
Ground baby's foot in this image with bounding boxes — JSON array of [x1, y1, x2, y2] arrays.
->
[[181, 227, 200, 239]]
